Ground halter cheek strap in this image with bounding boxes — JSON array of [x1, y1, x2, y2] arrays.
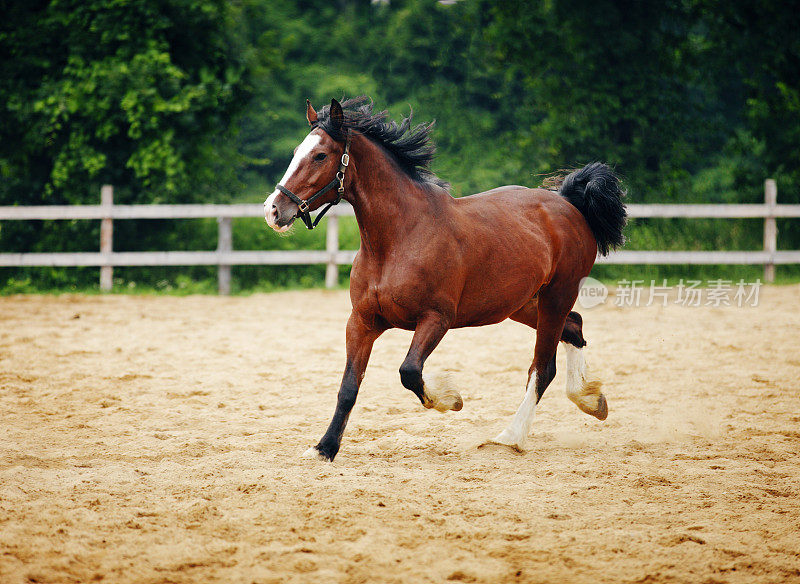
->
[[275, 135, 351, 230]]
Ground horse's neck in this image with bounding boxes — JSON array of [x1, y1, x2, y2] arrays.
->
[[346, 137, 443, 258]]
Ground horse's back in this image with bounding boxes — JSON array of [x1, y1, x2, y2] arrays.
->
[[472, 185, 528, 196], [455, 184, 590, 232], [449, 184, 597, 289], [466, 184, 568, 206]]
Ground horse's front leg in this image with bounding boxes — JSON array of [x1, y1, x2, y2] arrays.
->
[[399, 312, 463, 413], [303, 312, 384, 462]]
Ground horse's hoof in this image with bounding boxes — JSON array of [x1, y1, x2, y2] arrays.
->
[[422, 377, 463, 413], [424, 389, 463, 412], [300, 447, 331, 462], [571, 392, 608, 421], [478, 431, 527, 452], [593, 394, 609, 421], [433, 389, 463, 412], [568, 377, 608, 421]]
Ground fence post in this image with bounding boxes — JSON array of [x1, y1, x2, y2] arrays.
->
[[217, 217, 232, 295], [325, 213, 339, 289], [764, 179, 777, 283], [100, 185, 113, 291]]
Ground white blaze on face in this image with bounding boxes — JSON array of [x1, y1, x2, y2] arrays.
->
[[264, 132, 322, 232], [279, 132, 322, 186]]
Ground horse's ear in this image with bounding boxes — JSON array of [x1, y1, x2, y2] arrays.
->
[[306, 99, 318, 126], [330, 98, 344, 132]]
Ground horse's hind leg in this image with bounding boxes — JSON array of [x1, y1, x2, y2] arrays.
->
[[399, 311, 463, 413], [557, 310, 607, 420], [561, 311, 587, 348], [561, 345, 606, 420], [510, 301, 607, 422], [510, 302, 586, 346], [489, 289, 570, 450]]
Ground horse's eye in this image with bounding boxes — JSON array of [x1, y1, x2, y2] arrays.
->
[[314, 152, 327, 161]]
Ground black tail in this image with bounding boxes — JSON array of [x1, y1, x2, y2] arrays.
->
[[559, 162, 627, 256]]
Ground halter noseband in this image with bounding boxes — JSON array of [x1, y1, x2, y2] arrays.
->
[[275, 134, 351, 230]]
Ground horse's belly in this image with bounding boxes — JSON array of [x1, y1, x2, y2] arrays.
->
[[453, 284, 538, 327], [452, 311, 511, 328], [352, 227, 550, 330], [452, 254, 547, 327]]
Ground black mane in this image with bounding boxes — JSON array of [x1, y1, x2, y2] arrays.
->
[[314, 97, 449, 190]]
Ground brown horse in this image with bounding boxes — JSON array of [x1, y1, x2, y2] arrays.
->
[[264, 97, 626, 461]]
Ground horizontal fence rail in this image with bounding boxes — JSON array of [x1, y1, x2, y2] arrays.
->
[[0, 180, 795, 293], [0, 203, 269, 220], [0, 250, 359, 267]]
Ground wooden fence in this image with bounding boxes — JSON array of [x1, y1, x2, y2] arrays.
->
[[1, 179, 798, 294]]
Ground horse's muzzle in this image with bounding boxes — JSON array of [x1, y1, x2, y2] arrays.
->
[[264, 190, 295, 232]]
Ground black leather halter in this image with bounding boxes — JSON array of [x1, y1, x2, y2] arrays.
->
[[275, 135, 351, 230]]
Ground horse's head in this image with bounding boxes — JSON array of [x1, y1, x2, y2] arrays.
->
[[264, 98, 349, 232]]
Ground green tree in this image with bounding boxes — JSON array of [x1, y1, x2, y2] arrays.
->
[[3, 0, 799, 291], [0, 0, 276, 288], [0, 0, 264, 206]]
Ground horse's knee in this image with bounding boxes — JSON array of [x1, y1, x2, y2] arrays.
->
[[399, 361, 422, 391], [336, 385, 358, 412]]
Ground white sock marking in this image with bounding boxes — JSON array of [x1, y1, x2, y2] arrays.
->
[[300, 446, 330, 462], [564, 343, 587, 401], [563, 343, 604, 416], [491, 372, 538, 450]]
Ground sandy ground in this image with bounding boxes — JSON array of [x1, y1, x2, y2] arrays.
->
[[1, 286, 799, 583]]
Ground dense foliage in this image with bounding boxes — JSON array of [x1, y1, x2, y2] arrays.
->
[[1, 0, 798, 291]]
